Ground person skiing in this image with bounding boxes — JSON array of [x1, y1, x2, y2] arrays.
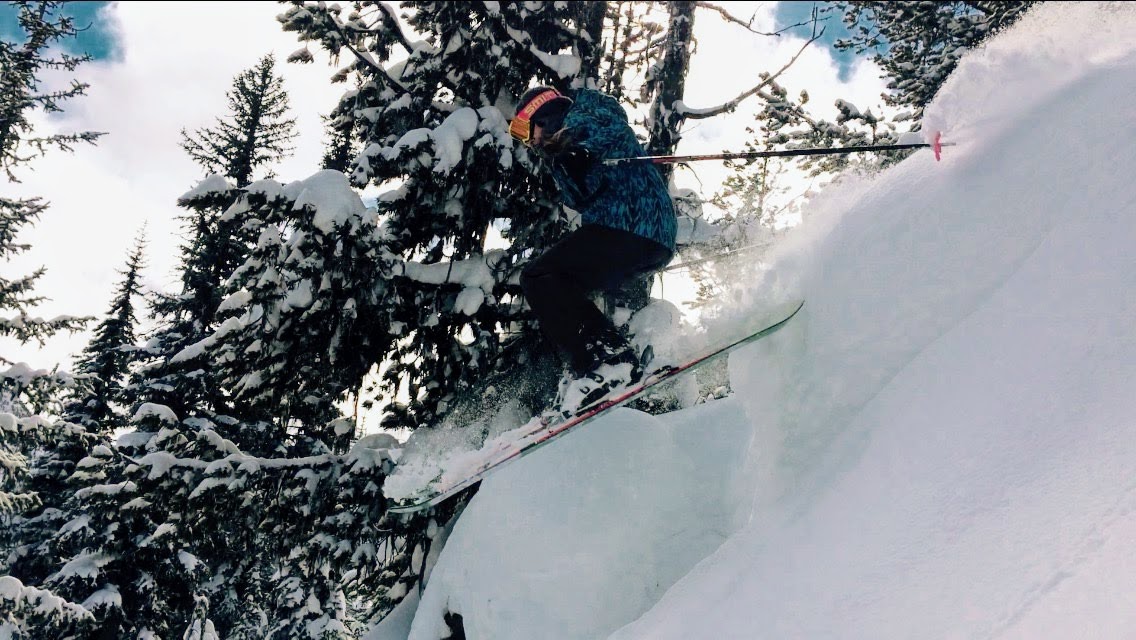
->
[[510, 85, 677, 415]]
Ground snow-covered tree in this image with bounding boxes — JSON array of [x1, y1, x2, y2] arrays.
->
[[123, 177, 247, 422], [3, 234, 147, 637], [36, 407, 225, 639], [1, 0, 99, 412], [833, 1, 1039, 122], [128, 54, 298, 422], [0, 413, 104, 639], [63, 230, 148, 432], [279, 1, 593, 432], [204, 172, 395, 451], [0, 197, 88, 359], [0, 6, 106, 633], [14, 55, 309, 638]]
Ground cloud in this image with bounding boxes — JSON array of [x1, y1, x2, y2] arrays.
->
[[3, 2, 345, 369], [672, 2, 888, 199]]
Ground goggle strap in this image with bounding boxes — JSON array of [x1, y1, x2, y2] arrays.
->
[[509, 89, 562, 143]]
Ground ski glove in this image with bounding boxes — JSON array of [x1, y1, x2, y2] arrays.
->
[[556, 145, 594, 194]]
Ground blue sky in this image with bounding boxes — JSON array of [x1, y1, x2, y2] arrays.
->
[[0, 1, 118, 60], [773, 1, 860, 81]]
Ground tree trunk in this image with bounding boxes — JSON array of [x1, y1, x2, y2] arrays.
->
[[576, 1, 608, 82], [608, 1, 694, 319], [646, 0, 695, 183]]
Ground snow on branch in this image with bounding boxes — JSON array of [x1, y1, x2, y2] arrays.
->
[[307, 3, 416, 96], [369, 1, 417, 53], [388, 249, 509, 316], [109, 420, 397, 480], [361, 106, 506, 178], [501, 23, 582, 81], [0, 576, 93, 625]]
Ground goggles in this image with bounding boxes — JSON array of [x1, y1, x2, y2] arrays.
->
[[509, 88, 562, 145]]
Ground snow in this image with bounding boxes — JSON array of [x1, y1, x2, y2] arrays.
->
[[217, 289, 252, 314], [502, 25, 582, 79], [51, 552, 114, 582], [131, 403, 179, 425], [1, 362, 49, 384], [430, 108, 479, 173], [284, 169, 371, 233], [0, 575, 92, 624], [283, 279, 314, 310], [80, 584, 122, 610], [387, 3, 1136, 639], [178, 175, 232, 201]]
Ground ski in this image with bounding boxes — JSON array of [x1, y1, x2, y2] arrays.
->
[[387, 299, 805, 515]]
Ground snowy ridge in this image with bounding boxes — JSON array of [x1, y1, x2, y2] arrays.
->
[[379, 3, 1136, 639]]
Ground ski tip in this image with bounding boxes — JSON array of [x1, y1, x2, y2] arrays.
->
[[933, 131, 942, 161]]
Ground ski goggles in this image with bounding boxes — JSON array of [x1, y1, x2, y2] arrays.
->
[[509, 88, 562, 145]]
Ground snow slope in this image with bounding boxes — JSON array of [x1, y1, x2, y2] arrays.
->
[[387, 3, 1136, 638]]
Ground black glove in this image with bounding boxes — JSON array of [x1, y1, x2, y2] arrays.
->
[[557, 145, 594, 194]]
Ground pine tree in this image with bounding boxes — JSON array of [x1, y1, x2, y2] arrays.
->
[[16, 55, 305, 638], [36, 407, 225, 638], [833, 1, 1039, 122], [205, 172, 395, 452], [0, 3, 104, 636], [180, 53, 298, 188], [0, 197, 88, 354], [5, 233, 148, 636], [63, 230, 148, 432], [0, 0, 100, 411], [128, 54, 298, 422], [124, 177, 245, 421], [279, 1, 592, 434], [0, 1, 103, 179], [0, 413, 104, 639]]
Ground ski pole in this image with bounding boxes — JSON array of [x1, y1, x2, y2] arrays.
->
[[606, 132, 953, 165]]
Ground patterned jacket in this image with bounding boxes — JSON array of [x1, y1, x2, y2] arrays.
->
[[545, 89, 677, 251]]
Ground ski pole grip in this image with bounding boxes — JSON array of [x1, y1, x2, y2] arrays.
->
[[933, 131, 942, 161]]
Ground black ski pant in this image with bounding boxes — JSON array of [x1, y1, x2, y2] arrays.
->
[[520, 224, 673, 375]]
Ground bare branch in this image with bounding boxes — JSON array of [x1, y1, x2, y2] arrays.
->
[[679, 25, 823, 120], [695, 1, 815, 37]]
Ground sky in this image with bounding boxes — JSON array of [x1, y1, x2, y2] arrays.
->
[[1, 1, 887, 374], [0, 1, 117, 59], [363, 2, 1136, 638]]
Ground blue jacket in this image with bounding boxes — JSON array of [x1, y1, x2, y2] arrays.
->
[[545, 89, 677, 251]]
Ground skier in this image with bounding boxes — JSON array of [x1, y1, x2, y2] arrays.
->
[[510, 85, 677, 415]]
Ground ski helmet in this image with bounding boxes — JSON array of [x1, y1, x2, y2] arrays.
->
[[510, 86, 572, 145]]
